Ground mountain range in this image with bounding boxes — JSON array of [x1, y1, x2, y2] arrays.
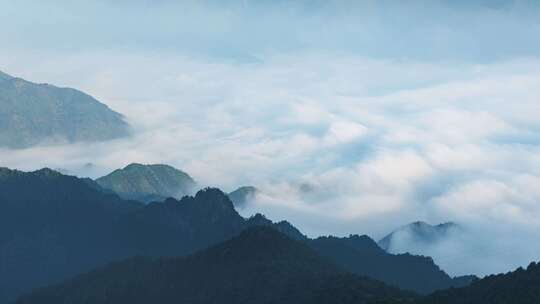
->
[[92, 164, 472, 292], [96, 163, 258, 207], [16, 227, 416, 304], [0, 167, 470, 303], [311, 234, 472, 295], [418, 261, 540, 304], [0, 70, 129, 148], [95, 163, 197, 203], [15, 223, 540, 304], [0, 167, 241, 303]]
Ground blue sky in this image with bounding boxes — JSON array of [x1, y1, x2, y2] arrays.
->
[[1, 0, 540, 276], [2, 0, 540, 61]]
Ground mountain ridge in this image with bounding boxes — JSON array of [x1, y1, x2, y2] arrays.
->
[[0, 167, 471, 302], [310, 233, 470, 294], [228, 186, 259, 209], [417, 262, 540, 304], [378, 221, 460, 252], [0, 70, 130, 148], [15, 226, 416, 304]]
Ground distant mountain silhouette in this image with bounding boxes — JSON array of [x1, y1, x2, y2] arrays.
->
[[16, 227, 416, 304], [378, 221, 459, 252], [417, 262, 540, 304], [245, 213, 308, 241], [0, 167, 470, 302], [228, 186, 259, 209], [96, 163, 197, 203], [0, 70, 129, 148], [309, 234, 472, 295], [377, 222, 478, 286]]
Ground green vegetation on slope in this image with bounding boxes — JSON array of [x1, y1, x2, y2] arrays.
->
[[96, 163, 197, 203]]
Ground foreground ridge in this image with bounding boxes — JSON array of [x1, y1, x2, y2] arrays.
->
[[0, 167, 469, 302], [16, 227, 416, 304]]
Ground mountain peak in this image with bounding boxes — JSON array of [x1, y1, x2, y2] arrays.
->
[[410, 221, 457, 229], [123, 163, 146, 170], [0, 167, 18, 179], [33, 168, 63, 178], [194, 187, 235, 209], [235, 186, 257, 192], [408, 221, 459, 234], [249, 213, 270, 221], [96, 163, 197, 203], [122, 163, 181, 171], [0, 167, 67, 181], [195, 187, 228, 198], [228, 185, 259, 209], [245, 214, 307, 241], [274, 220, 308, 241], [378, 221, 461, 252], [347, 233, 379, 245], [0, 72, 130, 149], [187, 225, 336, 274]]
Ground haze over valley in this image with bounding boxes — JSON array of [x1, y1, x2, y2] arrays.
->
[[1, 1, 540, 303]]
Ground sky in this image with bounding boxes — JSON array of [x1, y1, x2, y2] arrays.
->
[[1, 0, 540, 276]]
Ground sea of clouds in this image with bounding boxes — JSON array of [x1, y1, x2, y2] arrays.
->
[[1, 0, 540, 277]]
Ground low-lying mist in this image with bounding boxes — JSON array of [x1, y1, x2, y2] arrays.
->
[[1, 0, 540, 277]]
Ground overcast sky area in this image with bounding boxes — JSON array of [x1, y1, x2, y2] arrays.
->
[[1, 0, 540, 276]]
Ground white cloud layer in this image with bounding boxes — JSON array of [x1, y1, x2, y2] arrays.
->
[[2, 52, 540, 276], [1, 0, 540, 277]]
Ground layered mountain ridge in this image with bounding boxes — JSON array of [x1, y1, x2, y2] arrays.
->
[[1, 167, 471, 303], [417, 262, 540, 304], [16, 227, 416, 304], [311, 233, 472, 294]]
